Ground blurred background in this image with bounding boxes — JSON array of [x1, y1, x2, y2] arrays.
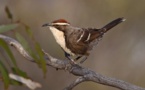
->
[[0, 0, 145, 90]]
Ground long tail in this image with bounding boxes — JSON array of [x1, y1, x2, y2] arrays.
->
[[88, 17, 126, 42], [100, 17, 126, 33]]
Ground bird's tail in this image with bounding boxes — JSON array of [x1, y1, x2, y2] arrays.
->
[[100, 17, 126, 33]]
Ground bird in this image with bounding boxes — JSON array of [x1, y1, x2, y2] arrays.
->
[[42, 17, 126, 64]]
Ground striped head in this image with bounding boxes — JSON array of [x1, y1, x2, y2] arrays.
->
[[42, 19, 71, 32], [52, 19, 70, 26], [42, 19, 75, 56]]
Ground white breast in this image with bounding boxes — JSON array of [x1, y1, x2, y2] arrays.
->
[[49, 27, 75, 56]]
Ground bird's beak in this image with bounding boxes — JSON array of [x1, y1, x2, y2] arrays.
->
[[42, 23, 51, 27]]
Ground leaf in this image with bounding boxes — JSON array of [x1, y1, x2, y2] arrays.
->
[[10, 79, 23, 86], [5, 6, 13, 21], [0, 39, 27, 77], [15, 32, 31, 53], [15, 31, 47, 76], [0, 39, 19, 76], [0, 24, 19, 33], [11, 68, 28, 78], [35, 43, 47, 76], [15, 32, 39, 63], [0, 59, 10, 89], [0, 39, 18, 68], [24, 24, 33, 38]]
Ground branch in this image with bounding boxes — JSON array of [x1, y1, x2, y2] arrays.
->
[[64, 77, 86, 90], [0, 34, 145, 90], [9, 73, 41, 90]]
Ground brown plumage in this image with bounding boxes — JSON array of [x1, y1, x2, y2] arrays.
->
[[42, 18, 126, 63]]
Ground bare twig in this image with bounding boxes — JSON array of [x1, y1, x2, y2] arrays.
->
[[0, 34, 33, 61], [0, 34, 145, 90], [9, 73, 41, 90], [64, 77, 86, 90]]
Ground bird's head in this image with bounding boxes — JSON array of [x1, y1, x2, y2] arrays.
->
[[42, 19, 70, 32]]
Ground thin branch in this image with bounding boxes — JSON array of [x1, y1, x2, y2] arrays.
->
[[0, 34, 145, 90], [0, 34, 33, 61], [9, 73, 41, 90], [64, 77, 86, 90]]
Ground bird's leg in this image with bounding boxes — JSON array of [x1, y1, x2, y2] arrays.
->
[[79, 56, 87, 64], [65, 52, 76, 64], [74, 56, 88, 64], [74, 56, 82, 61]]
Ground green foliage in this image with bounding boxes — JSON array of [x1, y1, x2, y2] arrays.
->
[[10, 79, 22, 86], [0, 22, 19, 89], [11, 67, 28, 78], [24, 24, 33, 38], [35, 42, 47, 76], [0, 6, 47, 89], [0, 38, 29, 89], [0, 39, 17, 66], [15, 32, 40, 62], [15, 32, 47, 76], [0, 60, 10, 89], [0, 24, 19, 33], [15, 32, 32, 53]]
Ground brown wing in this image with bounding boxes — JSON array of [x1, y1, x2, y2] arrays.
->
[[80, 17, 125, 50], [65, 17, 125, 55], [65, 29, 90, 55]]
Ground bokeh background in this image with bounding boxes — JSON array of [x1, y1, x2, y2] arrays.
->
[[0, 0, 145, 90]]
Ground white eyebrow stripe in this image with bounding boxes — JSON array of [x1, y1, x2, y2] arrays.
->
[[85, 33, 91, 42], [52, 23, 70, 25], [77, 31, 85, 43]]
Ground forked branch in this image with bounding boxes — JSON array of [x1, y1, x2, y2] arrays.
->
[[0, 34, 144, 90]]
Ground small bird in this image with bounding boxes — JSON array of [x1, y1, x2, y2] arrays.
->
[[42, 18, 125, 63]]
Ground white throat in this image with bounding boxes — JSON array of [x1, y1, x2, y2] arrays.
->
[[49, 26, 74, 56]]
